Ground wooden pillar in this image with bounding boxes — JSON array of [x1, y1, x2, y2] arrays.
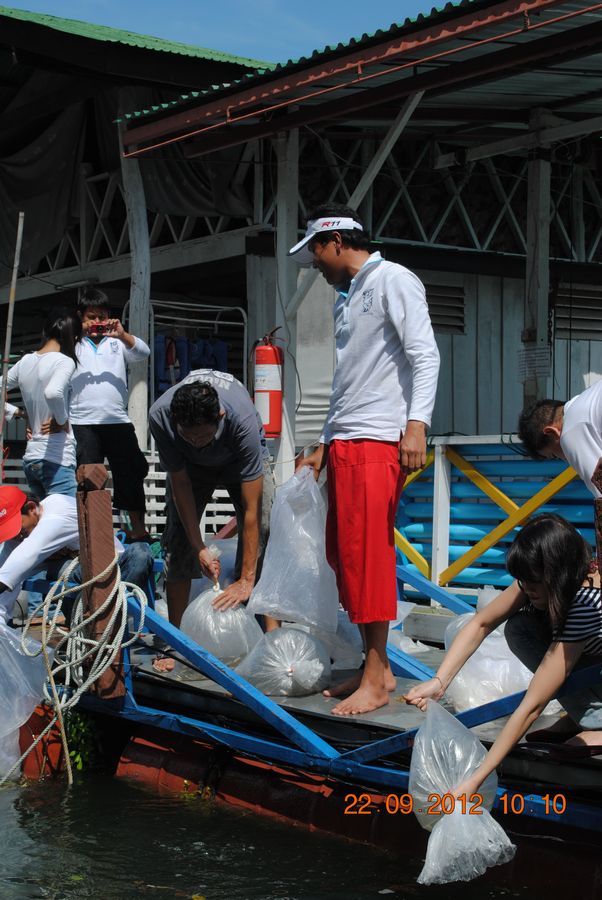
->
[[273, 130, 299, 485], [431, 444, 451, 588], [119, 88, 151, 450], [77, 464, 124, 701], [523, 110, 552, 410], [360, 138, 375, 234], [572, 163, 586, 263]]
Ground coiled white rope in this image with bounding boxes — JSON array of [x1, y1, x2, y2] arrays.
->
[[0, 554, 147, 788]]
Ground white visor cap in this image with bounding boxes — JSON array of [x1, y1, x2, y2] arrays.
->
[[288, 216, 364, 266]]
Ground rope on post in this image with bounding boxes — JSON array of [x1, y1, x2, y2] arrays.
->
[[0, 555, 147, 788]]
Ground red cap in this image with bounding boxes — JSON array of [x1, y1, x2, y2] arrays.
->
[[0, 486, 27, 542]]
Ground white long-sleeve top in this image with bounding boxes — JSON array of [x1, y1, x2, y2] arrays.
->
[[321, 252, 440, 444], [6, 351, 76, 466], [560, 378, 602, 498], [0, 494, 123, 625], [69, 336, 150, 425]]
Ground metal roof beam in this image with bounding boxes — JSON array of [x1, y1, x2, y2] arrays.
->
[[122, 0, 568, 151], [435, 113, 602, 167], [284, 91, 423, 321], [0, 226, 259, 304], [164, 13, 602, 160]]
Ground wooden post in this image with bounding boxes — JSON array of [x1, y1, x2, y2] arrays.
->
[[0, 211, 25, 478], [119, 88, 151, 451], [523, 109, 552, 409], [431, 444, 451, 589], [76, 464, 125, 700], [273, 129, 299, 485]]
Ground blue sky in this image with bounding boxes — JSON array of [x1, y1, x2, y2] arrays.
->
[[4, 1, 433, 63]]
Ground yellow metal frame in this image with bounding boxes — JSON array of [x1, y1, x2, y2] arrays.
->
[[394, 445, 578, 587], [438, 464, 577, 586], [445, 447, 518, 516], [394, 451, 434, 578]]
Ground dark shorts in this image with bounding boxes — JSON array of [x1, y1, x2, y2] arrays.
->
[[72, 422, 149, 513], [162, 458, 275, 582]]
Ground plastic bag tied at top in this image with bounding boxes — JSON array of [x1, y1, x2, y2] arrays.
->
[[180, 544, 262, 666], [236, 628, 331, 697]]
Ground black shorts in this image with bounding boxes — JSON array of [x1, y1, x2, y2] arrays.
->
[[72, 422, 149, 512], [162, 459, 275, 582]]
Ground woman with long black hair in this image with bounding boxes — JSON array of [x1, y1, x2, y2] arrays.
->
[[405, 513, 602, 793], [6, 306, 82, 498]]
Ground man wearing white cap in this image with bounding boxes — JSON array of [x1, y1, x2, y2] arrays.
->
[[291, 203, 440, 716]]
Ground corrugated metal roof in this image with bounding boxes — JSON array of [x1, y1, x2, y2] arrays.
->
[[271, 0, 474, 68], [0, 5, 273, 69], [120, 0, 482, 122]]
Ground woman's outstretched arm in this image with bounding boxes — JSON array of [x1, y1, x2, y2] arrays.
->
[[404, 580, 525, 707], [453, 638, 585, 798]]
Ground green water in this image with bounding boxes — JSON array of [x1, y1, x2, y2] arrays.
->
[[0, 776, 598, 900]]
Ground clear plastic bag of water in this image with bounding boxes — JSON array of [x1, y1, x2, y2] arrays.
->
[[310, 608, 363, 669], [236, 628, 331, 696], [409, 701, 515, 884], [181, 586, 262, 666], [0, 622, 50, 779], [444, 613, 536, 711], [247, 468, 339, 632]]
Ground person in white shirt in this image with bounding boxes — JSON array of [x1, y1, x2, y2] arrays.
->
[[0, 486, 153, 627], [5, 307, 82, 499], [291, 203, 440, 716], [519, 383, 602, 497], [70, 289, 150, 542], [519, 384, 602, 566]]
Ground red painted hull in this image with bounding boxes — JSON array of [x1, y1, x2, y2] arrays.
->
[[17, 713, 602, 894], [19, 705, 65, 779]]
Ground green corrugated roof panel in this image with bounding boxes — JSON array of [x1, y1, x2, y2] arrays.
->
[[0, 5, 274, 69], [273, 0, 476, 69]]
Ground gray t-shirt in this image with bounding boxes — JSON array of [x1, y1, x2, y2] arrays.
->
[[149, 370, 269, 482]]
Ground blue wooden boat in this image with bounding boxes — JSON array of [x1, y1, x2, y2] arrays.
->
[[57, 560, 601, 878]]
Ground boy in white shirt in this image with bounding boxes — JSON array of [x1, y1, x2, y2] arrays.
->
[[70, 289, 150, 541], [290, 203, 440, 716]]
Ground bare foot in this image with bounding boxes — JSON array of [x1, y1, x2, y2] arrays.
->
[[331, 684, 390, 716], [152, 653, 175, 674], [565, 730, 602, 747], [323, 669, 396, 699]]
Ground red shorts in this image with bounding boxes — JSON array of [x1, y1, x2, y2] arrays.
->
[[325, 439, 406, 624]]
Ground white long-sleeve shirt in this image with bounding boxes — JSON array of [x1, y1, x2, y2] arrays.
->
[[321, 252, 440, 444], [560, 378, 602, 498], [0, 494, 123, 625], [6, 352, 76, 466], [69, 336, 150, 425]]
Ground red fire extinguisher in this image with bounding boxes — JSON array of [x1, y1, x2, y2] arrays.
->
[[254, 328, 284, 437]]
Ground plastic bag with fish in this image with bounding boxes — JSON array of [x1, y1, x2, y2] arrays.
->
[[181, 588, 262, 667], [236, 628, 331, 696], [409, 701, 515, 884]]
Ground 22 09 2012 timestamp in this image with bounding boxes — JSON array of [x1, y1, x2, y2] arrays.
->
[[343, 792, 568, 816], [343, 793, 485, 815]]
